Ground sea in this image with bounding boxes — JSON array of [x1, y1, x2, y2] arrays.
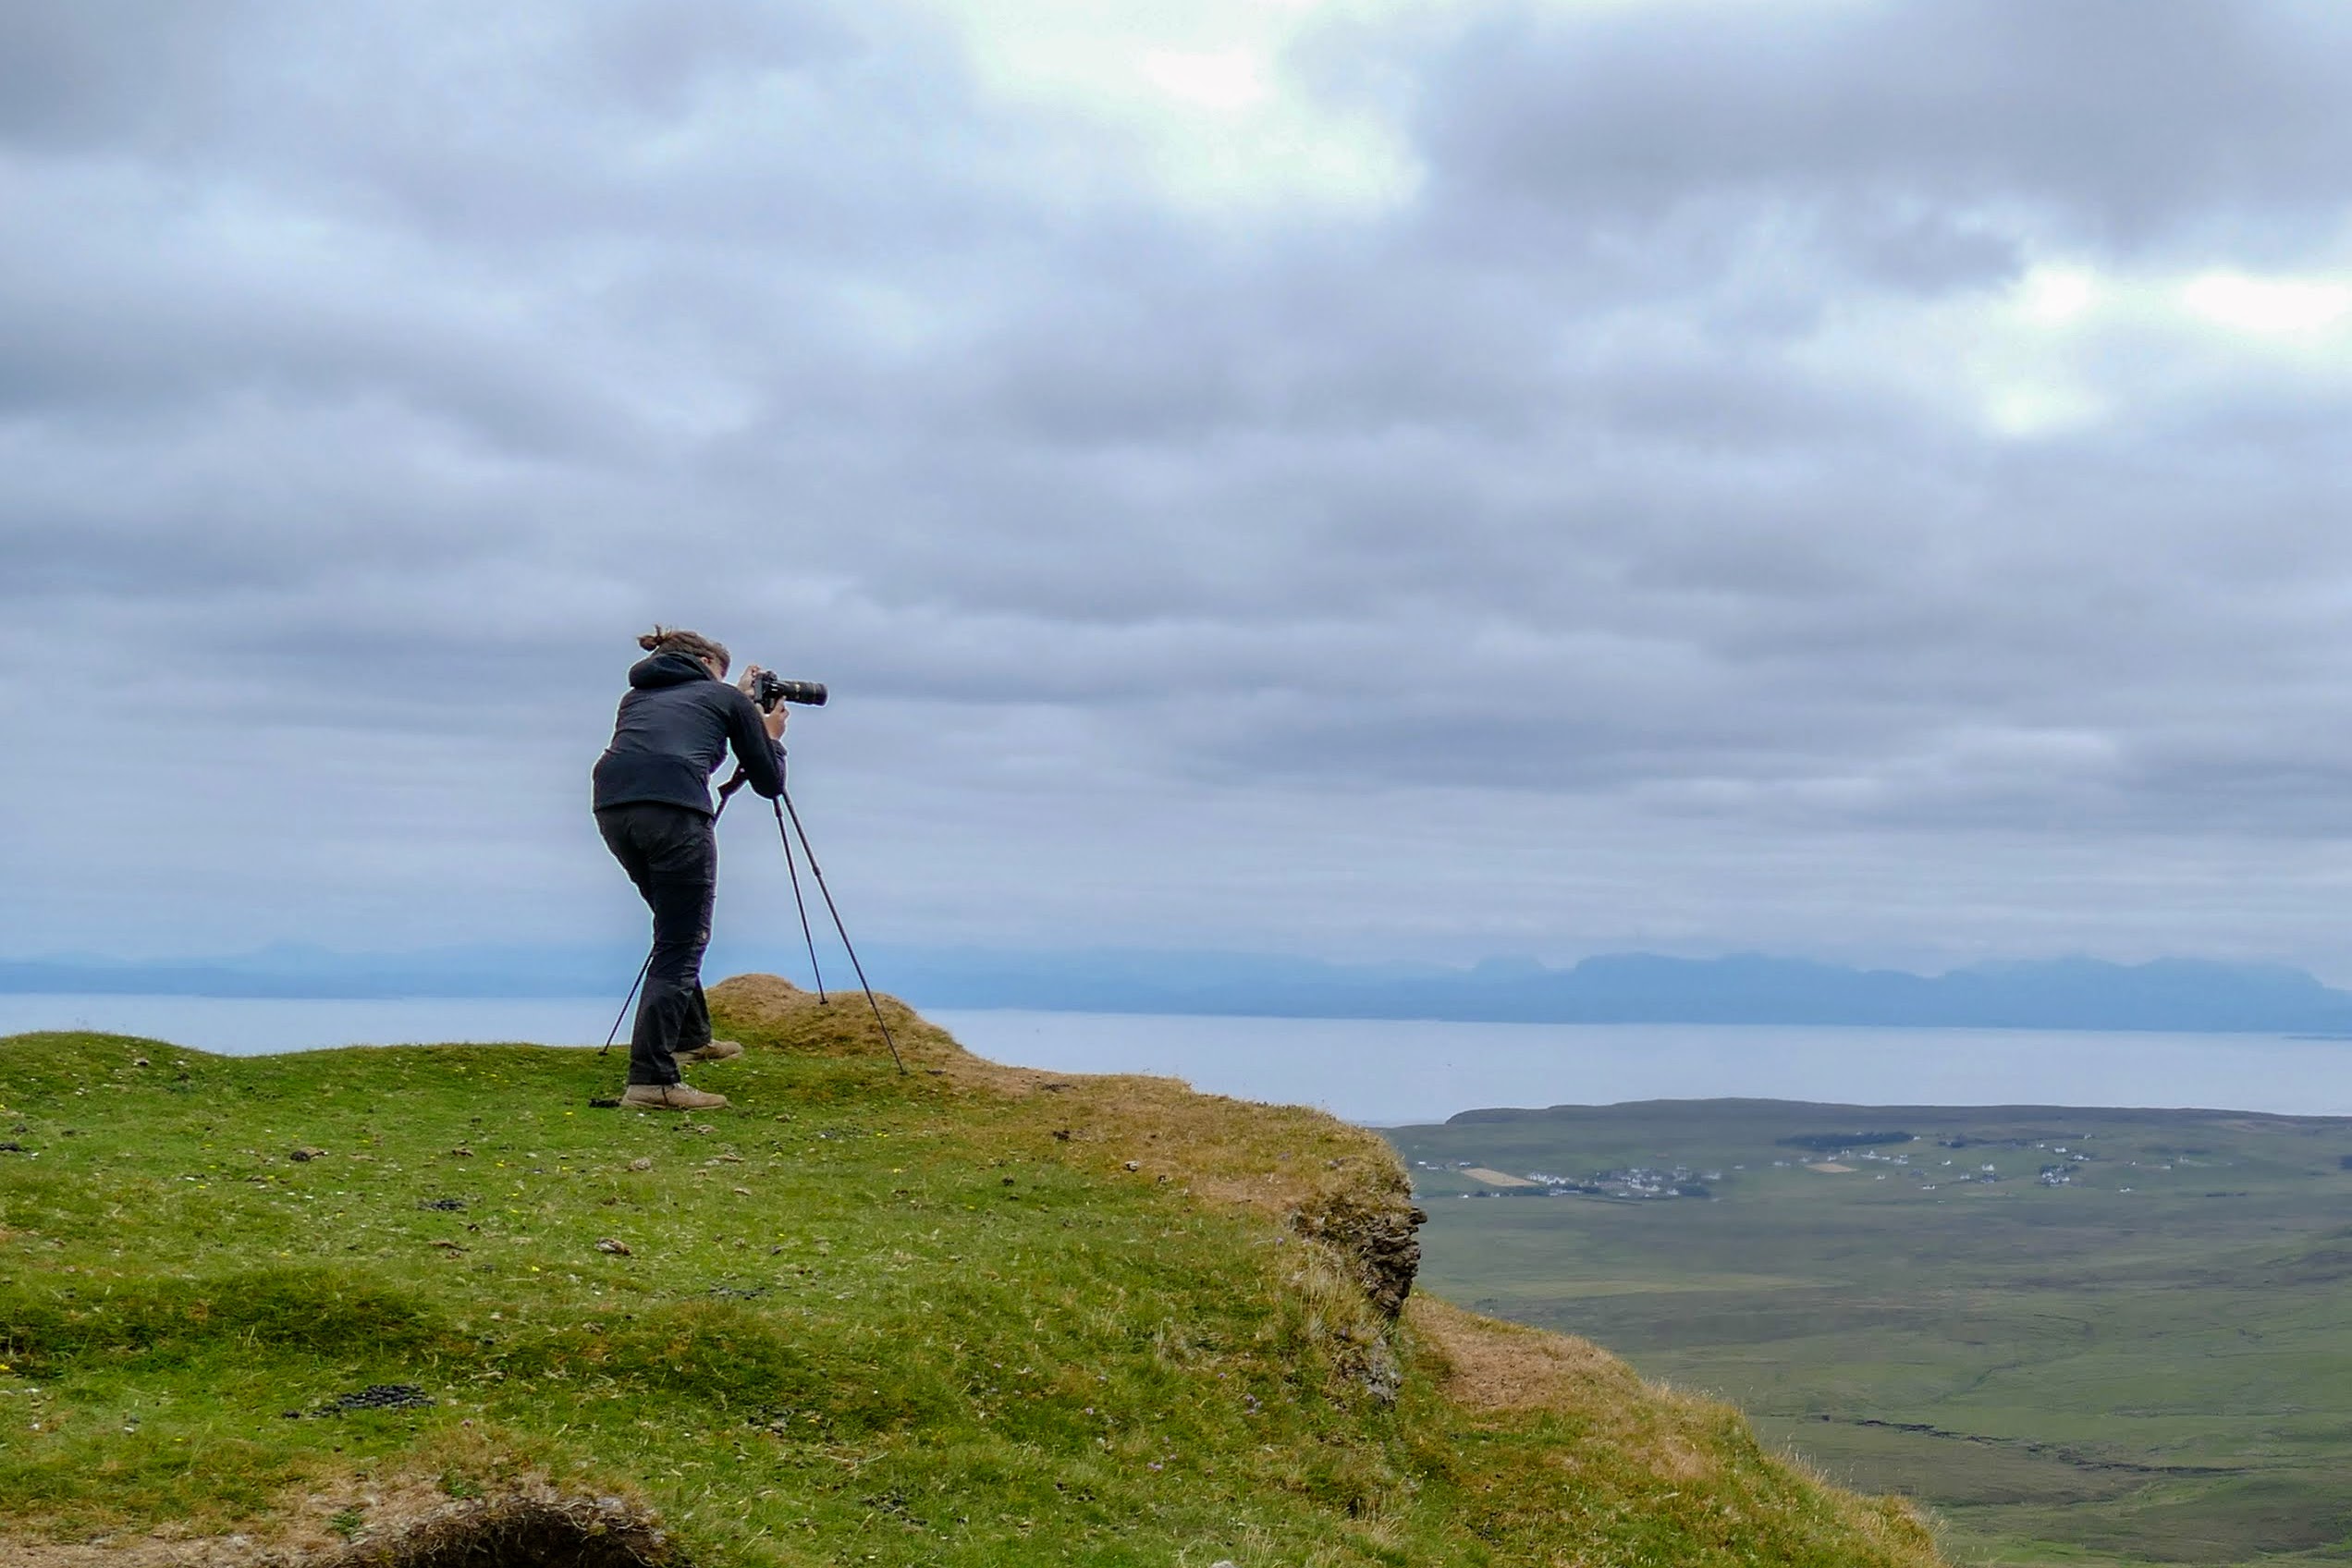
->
[[7, 992, 2352, 1127]]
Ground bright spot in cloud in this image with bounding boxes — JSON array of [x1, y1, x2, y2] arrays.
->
[[1833, 255, 2352, 441], [2017, 265, 2099, 325], [1980, 380, 2104, 438], [1799, 263, 2116, 438], [920, 0, 1417, 210], [1140, 48, 1269, 111], [2180, 272, 2352, 336]]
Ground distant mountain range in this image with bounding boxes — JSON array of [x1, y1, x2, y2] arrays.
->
[[8, 943, 2352, 1035], [880, 949, 2352, 1034], [0, 944, 632, 1000]]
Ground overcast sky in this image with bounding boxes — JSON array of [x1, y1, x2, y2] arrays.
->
[[7, 0, 2352, 977]]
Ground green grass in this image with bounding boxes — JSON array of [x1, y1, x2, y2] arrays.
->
[[1388, 1098, 2352, 1567], [0, 998, 1946, 1566]]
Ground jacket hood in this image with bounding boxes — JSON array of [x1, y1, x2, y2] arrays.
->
[[628, 651, 717, 690]]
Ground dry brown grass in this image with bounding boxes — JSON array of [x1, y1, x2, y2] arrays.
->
[[1406, 1293, 1943, 1562], [1408, 1295, 1640, 1415], [708, 974, 1415, 1221], [1409, 1295, 1720, 1483]]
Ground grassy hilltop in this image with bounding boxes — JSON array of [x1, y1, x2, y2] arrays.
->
[[0, 980, 1942, 1567]]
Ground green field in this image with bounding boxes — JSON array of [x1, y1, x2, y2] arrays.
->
[[1385, 1098, 2352, 1567]]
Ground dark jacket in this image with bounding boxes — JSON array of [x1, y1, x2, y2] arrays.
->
[[592, 652, 786, 815]]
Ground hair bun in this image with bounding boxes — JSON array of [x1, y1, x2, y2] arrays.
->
[[633, 625, 729, 669]]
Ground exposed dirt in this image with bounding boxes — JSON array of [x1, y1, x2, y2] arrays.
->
[[0, 1478, 680, 1568]]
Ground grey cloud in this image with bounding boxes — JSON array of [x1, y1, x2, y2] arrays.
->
[[7, 0, 2352, 970], [1415, 0, 2352, 258], [0, 2, 264, 150]]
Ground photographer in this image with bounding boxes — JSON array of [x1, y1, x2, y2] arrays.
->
[[592, 627, 787, 1110]]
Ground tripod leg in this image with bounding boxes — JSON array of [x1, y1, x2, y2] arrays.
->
[[772, 798, 828, 1001], [602, 950, 653, 1056], [778, 787, 907, 1074]]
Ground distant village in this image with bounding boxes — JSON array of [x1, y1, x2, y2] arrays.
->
[[1413, 1132, 2146, 1199]]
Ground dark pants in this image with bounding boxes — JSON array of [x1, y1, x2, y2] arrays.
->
[[597, 802, 718, 1086]]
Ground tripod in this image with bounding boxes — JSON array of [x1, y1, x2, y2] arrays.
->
[[602, 776, 905, 1074]]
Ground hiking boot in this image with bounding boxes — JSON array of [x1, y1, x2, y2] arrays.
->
[[675, 1038, 744, 1065], [619, 1082, 729, 1111]]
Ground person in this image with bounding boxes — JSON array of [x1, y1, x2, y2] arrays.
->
[[592, 626, 788, 1110]]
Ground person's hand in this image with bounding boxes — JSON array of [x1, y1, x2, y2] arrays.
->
[[739, 663, 788, 740]]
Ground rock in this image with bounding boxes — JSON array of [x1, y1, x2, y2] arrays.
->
[[1291, 1193, 1425, 1320], [628, 1157, 654, 1172], [1357, 1337, 1403, 1405], [320, 1383, 434, 1413]]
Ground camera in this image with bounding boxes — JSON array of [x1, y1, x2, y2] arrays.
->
[[751, 670, 828, 710]]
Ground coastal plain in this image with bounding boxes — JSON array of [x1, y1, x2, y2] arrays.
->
[[1389, 1097, 2352, 1566]]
